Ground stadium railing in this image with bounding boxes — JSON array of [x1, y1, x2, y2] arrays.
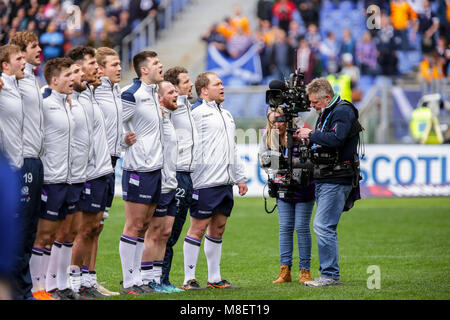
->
[[116, 0, 193, 72]]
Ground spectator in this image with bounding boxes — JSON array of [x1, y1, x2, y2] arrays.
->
[[0, 13, 10, 45], [296, 37, 321, 83], [355, 31, 378, 75], [419, 50, 445, 94], [415, 0, 440, 54], [373, 12, 399, 76], [304, 23, 321, 53], [436, 36, 450, 77], [227, 25, 253, 59], [39, 20, 64, 61], [43, 0, 61, 20], [256, 19, 276, 47], [230, 5, 250, 35], [111, 10, 133, 51], [340, 53, 360, 87], [129, 0, 159, 30], [270, 27, 294, 80], [272, 0, 299, 33], [202, 23, 228, 56], [257, 0, 274, 23], [287, 20, 305, 48], [340, 28, 356, 57], [319, 31, 340, 74], [298, 0, 320, 27], [91, 6, 109, 40], [390, 0, 418, 50], [217, 17, 236, 40]]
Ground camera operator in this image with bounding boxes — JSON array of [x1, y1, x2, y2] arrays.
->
[[259, 107, 315, 284], [296, 77, 361, 287]]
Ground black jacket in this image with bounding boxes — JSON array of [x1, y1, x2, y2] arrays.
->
[[309, 96, 359, 185]]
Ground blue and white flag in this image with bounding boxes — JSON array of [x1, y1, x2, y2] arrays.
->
[[206, 44, 262, 86]]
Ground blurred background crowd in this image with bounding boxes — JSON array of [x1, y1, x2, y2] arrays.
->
[[0, 0, 162, 61], [201, 0, 449, 99], [0, 0, 449, 97]]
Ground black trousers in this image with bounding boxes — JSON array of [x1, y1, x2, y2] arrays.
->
[[161, 172, 193, 284]]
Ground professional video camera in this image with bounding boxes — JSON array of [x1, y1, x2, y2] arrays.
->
[[265, 68, 311, 115], [260, 69, 315, 210]]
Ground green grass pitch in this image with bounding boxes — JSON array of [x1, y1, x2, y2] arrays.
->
[[94, 196, 450, 300]]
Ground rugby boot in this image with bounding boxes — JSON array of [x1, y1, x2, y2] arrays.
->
[[207, 280, 240, 289], [181, 279, 205, 290], [32, 290, 56, 300]]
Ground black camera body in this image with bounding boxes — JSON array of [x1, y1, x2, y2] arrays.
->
[[265, 69, 311, 115], [261, 70, 340, 202]]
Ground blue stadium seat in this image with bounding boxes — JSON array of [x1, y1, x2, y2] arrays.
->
[[321, 0, 336, 11], [339, 1, 354, 11]]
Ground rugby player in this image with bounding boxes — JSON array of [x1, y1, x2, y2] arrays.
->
[[9, 32, 45, 300], [162, 67, 198, 292], [182, 72, 248, 290], [119, 51, 164, 295]]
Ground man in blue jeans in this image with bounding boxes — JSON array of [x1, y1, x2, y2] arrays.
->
[[297, 77, 362, 287]]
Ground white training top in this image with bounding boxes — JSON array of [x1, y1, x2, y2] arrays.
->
[[191, 99, 247, 189], [79, 85, 114, 180], [69, 90, 90, 183], [161, 106, 178, 193], [95, 77, 123, 158], [0, 73, 24, 171], [172, 95, 198, 173], [41, 88, 74, 184], [18, 63, 44, 159], [121, 78, 163, 172]]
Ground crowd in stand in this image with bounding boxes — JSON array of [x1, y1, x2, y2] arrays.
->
[[2, 0, 449, 93], [0, 0, 162, 63], [202, 0, 449, 97]]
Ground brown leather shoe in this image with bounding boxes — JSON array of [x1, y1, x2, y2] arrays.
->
[[273, 265, 292, 283], [299, 269, 312, 283]]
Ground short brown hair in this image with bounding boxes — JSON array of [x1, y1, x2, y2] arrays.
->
[[306, 77, 334, 99], [132, 50, 157, 78], [43, 57, 73, 85], [66, 46, 96, 63], [96, 47, 119, 67], [194, 72, 216, 97], [163, 66, 188, 86], [0, 45, 22, 73], [9, 31, 39, 52]]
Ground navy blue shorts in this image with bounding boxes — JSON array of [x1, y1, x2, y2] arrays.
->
[[40, 183, 82, 221], [190, 185, 234, 219], [78, 174, 112, 213], [106, 156, 120, 209], [154, 190, 177, 218], [122, 170, 161, 204], [67, 183, 84, 214], [105, 172, 115, 209]]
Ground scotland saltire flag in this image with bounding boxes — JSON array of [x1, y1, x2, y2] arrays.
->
[[206, 44, 262, 86]]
